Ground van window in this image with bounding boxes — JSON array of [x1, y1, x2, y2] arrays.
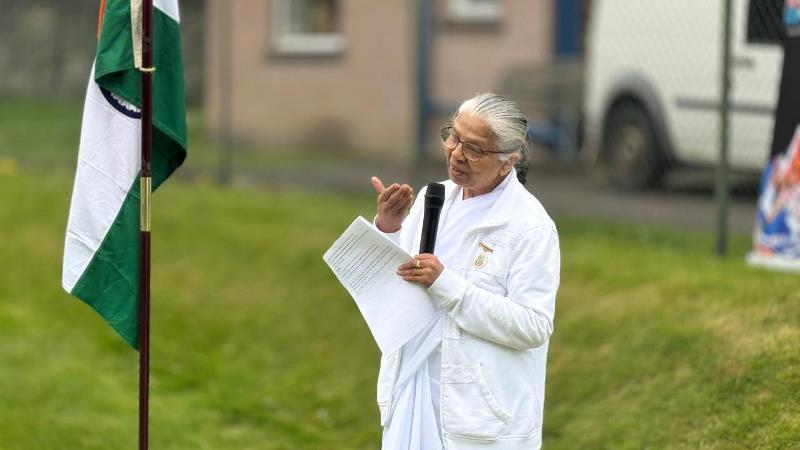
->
[[747, 0, 784, 45]]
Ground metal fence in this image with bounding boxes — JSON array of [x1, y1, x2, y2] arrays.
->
[[550, 0, 788, 252], [1, 0, 794, 254], [577, 0, 781, 191]]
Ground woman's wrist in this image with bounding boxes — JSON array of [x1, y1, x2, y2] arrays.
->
[[376, 217, 401, 233]]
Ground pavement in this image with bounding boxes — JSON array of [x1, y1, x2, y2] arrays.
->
[[206, 155, 759, 237], [525, 168, 758, 236]]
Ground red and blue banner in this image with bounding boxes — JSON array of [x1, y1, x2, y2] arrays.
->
[[749, 1, 800, 270], [750, 127, 800, 269]]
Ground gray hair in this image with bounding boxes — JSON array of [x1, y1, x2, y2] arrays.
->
[[454, 93, 530, 184]]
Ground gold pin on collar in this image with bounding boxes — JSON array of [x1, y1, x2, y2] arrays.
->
[[474, 242, 493, 269]]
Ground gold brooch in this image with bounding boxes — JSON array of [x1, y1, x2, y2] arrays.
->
[[473, 242, 494, 269]]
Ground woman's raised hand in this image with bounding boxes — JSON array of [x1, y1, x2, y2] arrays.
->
[[371, 176, 413, 233]]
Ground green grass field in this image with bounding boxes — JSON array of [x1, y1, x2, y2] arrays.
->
[[1, 170, 799, 449]]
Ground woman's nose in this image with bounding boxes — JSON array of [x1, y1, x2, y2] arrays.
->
[[450, 142, 467, 162]]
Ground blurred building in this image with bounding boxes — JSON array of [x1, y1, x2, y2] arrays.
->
[[0, 0, 206, 104], [204, 0, 587, 161]]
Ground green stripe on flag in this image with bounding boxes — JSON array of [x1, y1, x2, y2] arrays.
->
[[72, 180, 141, 347]]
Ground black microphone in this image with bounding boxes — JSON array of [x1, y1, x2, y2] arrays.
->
[[419, 182, 445, 254]]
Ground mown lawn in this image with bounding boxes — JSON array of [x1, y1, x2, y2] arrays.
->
[[1, 170, 798, 449]]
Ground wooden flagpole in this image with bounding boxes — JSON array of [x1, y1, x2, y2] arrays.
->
[[139, 0, 154, 448]]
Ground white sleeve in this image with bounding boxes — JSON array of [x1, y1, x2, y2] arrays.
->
[[372, 215, 403, 246], [427, 225, 560, 350]]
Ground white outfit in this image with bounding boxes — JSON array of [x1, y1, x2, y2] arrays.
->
[[382, 175, 510, 450], [378, 173, 560, 449]]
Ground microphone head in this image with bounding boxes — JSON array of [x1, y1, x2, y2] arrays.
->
[[425, 182, 445, 207]]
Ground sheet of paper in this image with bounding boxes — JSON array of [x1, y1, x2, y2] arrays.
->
[[323, 216, 438, 355]]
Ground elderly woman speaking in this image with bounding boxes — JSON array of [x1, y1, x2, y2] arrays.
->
[[370, 93, 560, 449]]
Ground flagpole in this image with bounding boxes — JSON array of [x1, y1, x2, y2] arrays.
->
[[139, 0, 154, 449]]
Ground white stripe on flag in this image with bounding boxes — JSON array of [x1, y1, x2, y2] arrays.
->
[[155, 0, 180, 22], [62, 67, 141, 292]]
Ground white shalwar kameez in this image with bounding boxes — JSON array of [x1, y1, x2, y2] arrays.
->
[[381, 173, 513, 450]]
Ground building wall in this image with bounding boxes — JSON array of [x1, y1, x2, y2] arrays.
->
[[432, 0, 554, 113], [205, 0, 414, 159], [204, 0, 554, 161]]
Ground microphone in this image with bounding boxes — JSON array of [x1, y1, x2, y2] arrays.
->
[[419, 182, 445, 254]]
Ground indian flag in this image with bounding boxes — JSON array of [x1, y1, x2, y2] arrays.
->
[[62, 0, 186, 349]]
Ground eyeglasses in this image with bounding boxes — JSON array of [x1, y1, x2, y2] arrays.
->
[[440, 127, 506, 162]]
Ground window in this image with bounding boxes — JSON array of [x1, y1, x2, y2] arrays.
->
[[272, 0, 346, 56], [747, 0, 784, 45], [447, 0, 503, 23]]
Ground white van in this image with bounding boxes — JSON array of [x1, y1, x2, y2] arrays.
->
[[583, 0, 784, 188]]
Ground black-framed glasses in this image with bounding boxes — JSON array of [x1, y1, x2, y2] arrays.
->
[[440, 127, 506, 162]]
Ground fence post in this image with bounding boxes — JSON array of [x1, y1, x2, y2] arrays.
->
[[217, 0, 233, 185], [716, 0, 733, 256], [413, 0, 433, 189]]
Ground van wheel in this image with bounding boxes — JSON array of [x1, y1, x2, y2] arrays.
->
[[602, 103, 666, 189]]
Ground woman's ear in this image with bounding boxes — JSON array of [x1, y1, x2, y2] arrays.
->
[[501, 153, 520, 176]]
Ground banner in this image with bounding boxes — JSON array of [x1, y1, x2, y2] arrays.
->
[[749, 1, 800, 271], [750, 127, 800, 269]]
